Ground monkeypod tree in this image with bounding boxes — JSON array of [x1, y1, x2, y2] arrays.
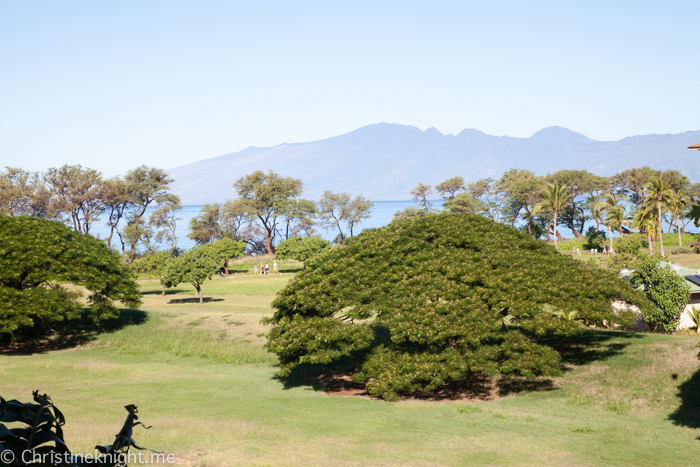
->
[[264, 213, 653, 401], [0, 216, 141, 338]]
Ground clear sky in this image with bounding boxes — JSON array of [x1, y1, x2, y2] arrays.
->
[[1, 1, 699, 176]]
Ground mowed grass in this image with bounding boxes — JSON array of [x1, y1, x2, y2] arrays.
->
[[139, 273, 293, 297], [3, 275, 700, 466]]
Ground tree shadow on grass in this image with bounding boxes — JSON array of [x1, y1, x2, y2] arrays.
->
[[273, 329, 645, 401], [167, 297, 225, 304], [0, 308, 147, 355], [669, 360, 700, 430], [539, 329, 645, 369]]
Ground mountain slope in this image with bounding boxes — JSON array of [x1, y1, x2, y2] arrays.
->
[[168, 123, 700, 203]]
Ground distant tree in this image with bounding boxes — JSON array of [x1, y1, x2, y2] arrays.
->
[[610, 167, 661, 209], [161, 247, 220, 304], [346, 195, 374, 237], [595, 192, 628, 253], [631, 255, 689, 332], [43, 164, 105, 233], [410, 183, 433, 214], [188, 204, 224, 244], [200, 237, 246, 276], [319, 191, 351, 243], [280, 198, 317, 240], [668, 189, 690, 246], [633, 207, 658, 254], [443, 192, 486, 214], [131, 250, 172, 296], [643, 177, 674, 257], [465, 178, 506, 222], [537, 184, 571, 250], [123, 166, 178, 259], [0, 216, 141, 337], [233, 171, 304, 255], [221, 198, 251, 240], [500, 169, 539, 228], [435, 177, 464, 199], [275, 235, 332, 266], [547, 170, 609, 238], [391, 206, 425, 222], [102, 177, 133, 252], [0, 167, 52, 217], [149, 198, 182, 250], [605, 204, 631, 239]]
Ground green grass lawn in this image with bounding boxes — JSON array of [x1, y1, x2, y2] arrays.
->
[[2, 275, 700, 466]]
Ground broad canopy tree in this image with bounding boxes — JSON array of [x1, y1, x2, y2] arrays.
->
[[200, 237, 246, 276], [161, 246, 220, 304], [233, 171, 304, 255], [264, 213, 652, 401], [0, 216, 141, 337]]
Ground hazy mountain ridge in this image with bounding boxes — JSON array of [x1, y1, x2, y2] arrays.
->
[[168, 124, 700, 203]]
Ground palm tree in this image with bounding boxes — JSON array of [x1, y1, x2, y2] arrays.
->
[[595, 192, 628, 253], [537, 184, 571, 251], [643, 177, 674, 257], [632, 207, 658, 254], [668, 190, 690, 247], [605, 205, 631, 239]]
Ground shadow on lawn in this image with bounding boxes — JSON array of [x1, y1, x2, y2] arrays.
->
[[0, 309, 147, 355], [167, 297, 224, 304], [274, 329, 643, 400], [669, 359, 700, 430]]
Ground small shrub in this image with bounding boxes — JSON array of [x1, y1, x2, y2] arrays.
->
[[584, 226, 607, 250], [604, 401, 630, 415], [567, 394, 595, 406], [456, 405, 482, 414]]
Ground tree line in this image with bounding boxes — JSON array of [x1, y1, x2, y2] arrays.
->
[[184, 170, 373, 255], [397, 167, 699, 255], [0, 165, 178, 258], [0, 166, 374, 258]]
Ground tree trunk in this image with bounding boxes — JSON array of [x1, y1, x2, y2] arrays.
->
[[647, 230, 653, 254], [553, 210, 558, 250], [608, 225, 613, 253], [677, 213, 682, 247], [265, 234, 273, 255], [658, 201, 664, 257], [161, 283, 165, 296], [196, 285, 203, 304]]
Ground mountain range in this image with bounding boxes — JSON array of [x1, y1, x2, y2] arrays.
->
[[168, 123, 700, 204]]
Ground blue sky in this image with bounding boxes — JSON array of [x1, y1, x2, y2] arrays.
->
[[1, 1, 699, 176]]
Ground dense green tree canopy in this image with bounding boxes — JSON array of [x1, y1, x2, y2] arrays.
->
[[0, 216, 141, 336], [161, 247, 220, 303], [200, 237, 246, 275], [274, 235, 332, 265], [265, 213, 653, 400]]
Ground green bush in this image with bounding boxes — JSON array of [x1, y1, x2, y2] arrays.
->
[[583, 227, 607, 250], [630, 255, 690, 332], [274, 235, 332, 264], [264, 213, 652, 401]]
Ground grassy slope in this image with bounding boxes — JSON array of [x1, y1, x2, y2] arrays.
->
[[2, 276, 700, 466]]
